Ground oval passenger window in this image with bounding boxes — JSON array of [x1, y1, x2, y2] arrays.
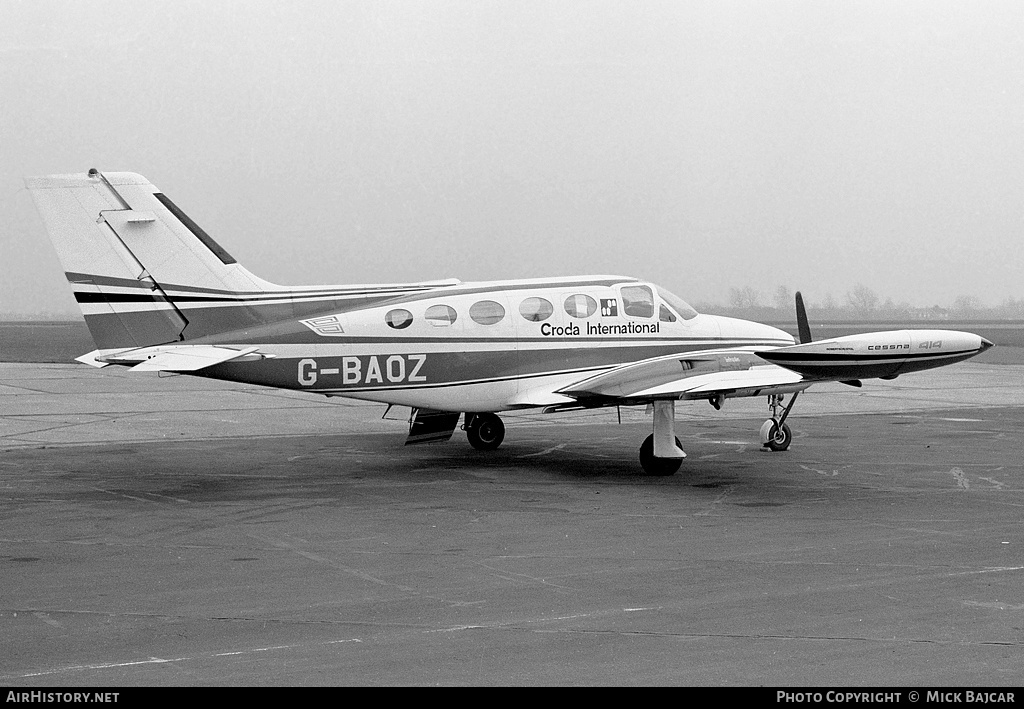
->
[[564, 294, 597, 319], [385, 309, 413, 329], [470, 300, 505, 325], [425, 304, 458, 327], [519, 297, 554, 322]]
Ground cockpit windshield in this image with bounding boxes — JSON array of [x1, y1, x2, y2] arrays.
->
[[656, 286, 699, 321]]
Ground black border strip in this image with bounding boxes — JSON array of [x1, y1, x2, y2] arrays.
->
[[153, 192, 237, 265], [759, 349, 978, 362]]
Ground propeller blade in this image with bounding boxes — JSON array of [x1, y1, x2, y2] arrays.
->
[[795, 291, 812, 344]]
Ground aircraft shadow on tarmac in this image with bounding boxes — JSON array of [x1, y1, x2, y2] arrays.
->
[[9, 408, 1017, 511], [7, 417, 909, 508]]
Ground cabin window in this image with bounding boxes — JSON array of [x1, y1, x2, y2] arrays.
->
[[519, 297, 554, 322], [385, 309, 413, 330], [656, 286, 699, 321], [621, 285, 654, 318], [469, 300, 505, 325], [564, 294, 597, 319], [659, 305, 676, 323], [425, 304, 458, 327]]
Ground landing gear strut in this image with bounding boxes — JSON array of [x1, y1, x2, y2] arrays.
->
[[465, 412, 505, 451], [760, 392, 799, 452]]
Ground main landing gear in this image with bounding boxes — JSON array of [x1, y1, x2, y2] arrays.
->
[[638, 400, 687, 476], [760, 392, 799, 452], [639, 434, 684, 476], [464, 412, 505, 451], [637, 393, 801, 475]]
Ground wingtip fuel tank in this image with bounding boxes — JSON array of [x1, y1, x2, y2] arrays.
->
[[756, 330, 992, 380]]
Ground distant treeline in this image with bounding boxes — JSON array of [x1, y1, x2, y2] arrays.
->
[[695, 285, 1024, 322]]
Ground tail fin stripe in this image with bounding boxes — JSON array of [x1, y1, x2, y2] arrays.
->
[[152, 192, 237, 265], [72, 287, 440, 304]]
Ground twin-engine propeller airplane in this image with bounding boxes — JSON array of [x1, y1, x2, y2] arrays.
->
[[27, 170, 993, 474]]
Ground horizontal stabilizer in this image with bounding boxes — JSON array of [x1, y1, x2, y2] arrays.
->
[[94, 345, 264, 372], [75, 350, 115, 368], [129, 346, 262, 372]]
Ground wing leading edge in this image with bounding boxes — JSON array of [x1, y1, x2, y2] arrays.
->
[[555, 348, 809, 405]]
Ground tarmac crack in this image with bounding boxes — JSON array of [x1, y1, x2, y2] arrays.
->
[[2, 607, 466, 633], [471, 560, 580, 594], [518, 628, 1024, 647], [246, 531, 418, 593], [5, 637, 364, 680], [517, 443, 568, 458]]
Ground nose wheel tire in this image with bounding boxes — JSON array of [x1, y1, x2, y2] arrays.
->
[[763, 421, 792, 452], [638, 434, 683, 476], [466, 413, 505, 451]]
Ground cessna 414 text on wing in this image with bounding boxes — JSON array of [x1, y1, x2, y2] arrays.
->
[[27, 170, 993, 474]]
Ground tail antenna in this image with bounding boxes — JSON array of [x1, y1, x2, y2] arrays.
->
[[795, 291, 812, 344]]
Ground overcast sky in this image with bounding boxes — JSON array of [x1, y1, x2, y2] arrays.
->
[[2, 0, 1023, 317]]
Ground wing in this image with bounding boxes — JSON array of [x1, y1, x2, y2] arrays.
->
[[519, 327, 994, 410], [512, 348, 810, 409]]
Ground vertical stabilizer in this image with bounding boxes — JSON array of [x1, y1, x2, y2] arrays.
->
[[26, 170, 276, 349]]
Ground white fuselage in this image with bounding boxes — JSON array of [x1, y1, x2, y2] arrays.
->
[[231, 276, 797, 412]]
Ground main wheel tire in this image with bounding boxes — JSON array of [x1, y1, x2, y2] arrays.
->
[[638, 434, 683, 476], [765, 421, 792, 452], [466, 413, 505, 451]]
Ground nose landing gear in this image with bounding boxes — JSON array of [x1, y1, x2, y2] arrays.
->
[[761, 392, 799, 452]]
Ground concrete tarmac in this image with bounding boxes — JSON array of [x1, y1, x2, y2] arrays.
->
[[1, 362, 1023, 686]]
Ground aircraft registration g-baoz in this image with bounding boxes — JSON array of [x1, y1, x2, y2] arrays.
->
[[27, 170, 994, 474]]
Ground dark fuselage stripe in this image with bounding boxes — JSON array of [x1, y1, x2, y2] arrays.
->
[[284, 336, 787, 345], [198, 340, 786, 394], [73, 290, 433, 304], [759, 349, 978, 363]]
